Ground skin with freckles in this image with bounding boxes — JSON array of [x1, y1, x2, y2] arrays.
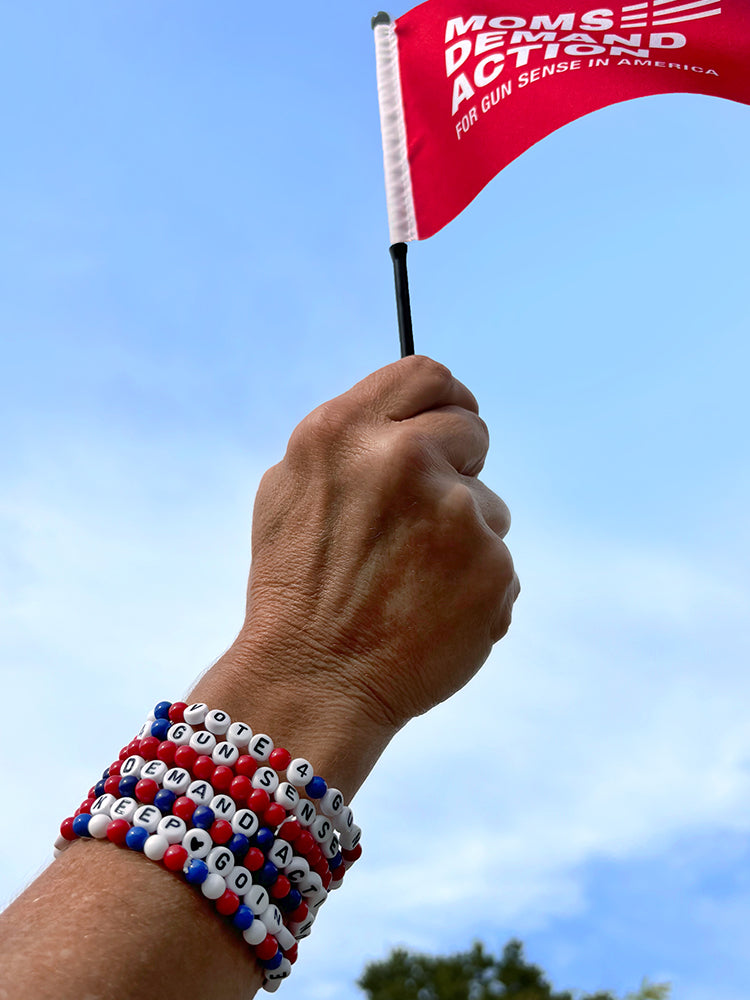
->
[[0, 355, 519, 1000]]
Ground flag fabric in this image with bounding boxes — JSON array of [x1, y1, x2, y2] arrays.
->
[[373, 1, 750, 242]]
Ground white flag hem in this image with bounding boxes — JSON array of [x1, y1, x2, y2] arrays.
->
[[373, 18, 418, 244]]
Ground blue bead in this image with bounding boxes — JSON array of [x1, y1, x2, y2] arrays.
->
[[184, 859, 209, 885], [150, 718, 171, 740], [280, 889, 302, 912], [192, 806, 215, 829], [228, 834, 249, 859], [256, 862, 278, 887], [101, 767, 111, 780], [254, 827, 274, 851], [260, 951, 282, 970], [72, 814, 91, 838], [118, 775, 138, 798], [94, 779, 107, 797], [125, 826, 149, 852], [305, 776, 327, 799], [331, 852, 343, 870], [232, 905, 255, 931], [154, 789, 176, 813], [153, 701, 172, 720]]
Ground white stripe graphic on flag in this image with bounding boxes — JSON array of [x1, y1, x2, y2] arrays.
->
[[653, 7, 721, 22]]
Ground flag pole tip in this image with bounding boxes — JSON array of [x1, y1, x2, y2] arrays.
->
[[371, 11, 392, 28]]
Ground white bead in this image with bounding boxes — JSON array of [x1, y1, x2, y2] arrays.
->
[[186, 779, 214, 806], [338, 805, 354, 832], [121, 755, 146, 779], [251, 767, 279, 794], [146, 709, 157, 722], [189, 729, 217, 754], [268, 958, 292, 981], [262, 976, 283, 993], [330, 876, 344, 891], [183, 702, 208, 726], [162, 767, 191, 795], [243, 883, 269, 916], [231, 809, 260, 838], [322, 832, 340, 860], [267, 839, 292, 869], [140, 759, 168, 783], [260, 904, 282, 935], [286, 757, 313, 786], [201, 873, 226, 900], [110, 797, 138, 822], [211, 741, 239, 767], [54, 834, 69, 852], [133, 805, 162, 834], [226, 866, 252, 895], [227, 721, 253, 748], [294, 799, 317, 828], [182, 828, 213, 859], [291, 917, 314, 939], [91, 793, 117, 816], [88, 814, 111, 839], [167, 722, 193, 746], [157, 815, 187, 844], [248, 733, 274, 761], [144, 834, 169, 861], [311, 816, 333, 844], [206, 846, 235, 876], [299, 872, 325, 899], [209, 794, 236, 821], [53, 847, 65, 859], [320, 788, 345, 818], [284, 857, 310, 882], [339, 823, 362, 851], [204, 708, 231, 735], [275, 925, 296, 952], [243, 920, 268, 946], [274, 783, 299, 810], [136, 721, 151, 739]]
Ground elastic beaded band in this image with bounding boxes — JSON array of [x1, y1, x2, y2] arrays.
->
[[55, 701, 362, 991]]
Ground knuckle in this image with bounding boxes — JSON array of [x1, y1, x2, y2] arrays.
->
[[287, 401, 349, 459]]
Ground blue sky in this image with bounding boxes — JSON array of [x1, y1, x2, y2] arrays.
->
[[1, 2, 750, 998]]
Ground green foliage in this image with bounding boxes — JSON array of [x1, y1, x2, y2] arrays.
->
[[357, 940, 670, 1000]]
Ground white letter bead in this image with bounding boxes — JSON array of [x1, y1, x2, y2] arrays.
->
[[311, 816, 333, 844], [284, 857, 310, 882], [338, 806, 354, 831], [249, 733, 274, 761], [204, 709, 231, 735], [91, 793, 117, 816], [207, 846, 235, 876], [121, 755, 146, 778], [291, 917, 314, 940], [251, 767, 279, 794], [260, 904, 282, 935], [144, 834, 169, 861], [88, 814, 111, 839], [227, 721, 252, 748], [141, 759, 168, 782], [226, 866, 252, 895], [133, 805, 162, 834], [54, 835, 70, 852], [167, 722, 193, 746], [274, 783, 299, 810], [322, 833, 340, 860], [275, 925, 296, 952], [137, 720, 151, 739], [162, 767, 191, 795], [189, 730, 217, 754], [287, 758, 313, 786], [201, 873, 227, 900], [294, 799, 316, 828], [267, 839, 292, 868], [110, 797, 138, 822], [243, 884, 269, 916], [182, 828, 213, 859], [270, 958, 292, 981], [209, 794, 236, 821], [211, 741, 239, 767], [321, 788, 345, 818], [243, 920, 268, 946], [183, 702, 208, 726], [157, 816, 187, 844], [186, 780, 214, 806], [339, 823, 362, 851], [231, 809, 259, 838]]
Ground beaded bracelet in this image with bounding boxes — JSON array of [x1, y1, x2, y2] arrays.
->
[[55, 701, 363, 991]]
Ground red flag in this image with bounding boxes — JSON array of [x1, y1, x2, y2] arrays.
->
[[374, 1, 750, 241]]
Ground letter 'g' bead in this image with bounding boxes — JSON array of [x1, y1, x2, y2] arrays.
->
[[320, 788, 345, 818]]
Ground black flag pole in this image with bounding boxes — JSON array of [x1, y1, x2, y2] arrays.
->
[[390, 242, 414, 357]]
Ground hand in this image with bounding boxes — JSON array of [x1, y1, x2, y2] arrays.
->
[[239, 355, 519, 732]]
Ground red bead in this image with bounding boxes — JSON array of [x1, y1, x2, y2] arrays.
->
[[106, 819, 130, 845], [235, 755, 258, 778], [88, 786, 97, 799], [173, 797, 196, 822], [247, 789, 270, 814], [215, 889, 240, 916], [263, 804, 287, 828], [135, 779, 158, 804], [209, 820, 233, 845], [255, 934, 279, 961], [288, 901, 308, 924], [307, 846, 323, 867], [244, 848, 265, 872], [283, 943, 299, 965], [139, 736, 160, 761], [342, 844, 362, 863], [331, 863, 346, 882], [320, 868, 332, 891], [193, 755, 214, 781], [163, 844, 188, 872], [168, 701, 187, 723], [174, 745, 198, 771], [270, 875, 291, 900], [126, 739, 141, 756], [118, 746, 130, 761], [78, 798, 95, 815], [229, 775, 252, 803], [278, 818, 302, 843], [108, 760, 122, 777], [157, 741, 177, 765], [60, 817, 77, 841], [104, 776, 121, 796], [268, 747, 292, 770], [212, 766, 234, 792], [295, 830, 315, 855]]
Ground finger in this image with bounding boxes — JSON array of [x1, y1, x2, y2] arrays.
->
[[347, 356, 479, 422], [405, 406, 490, 476]]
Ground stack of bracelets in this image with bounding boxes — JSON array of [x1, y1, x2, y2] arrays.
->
[[54, 701, 363, 992]]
